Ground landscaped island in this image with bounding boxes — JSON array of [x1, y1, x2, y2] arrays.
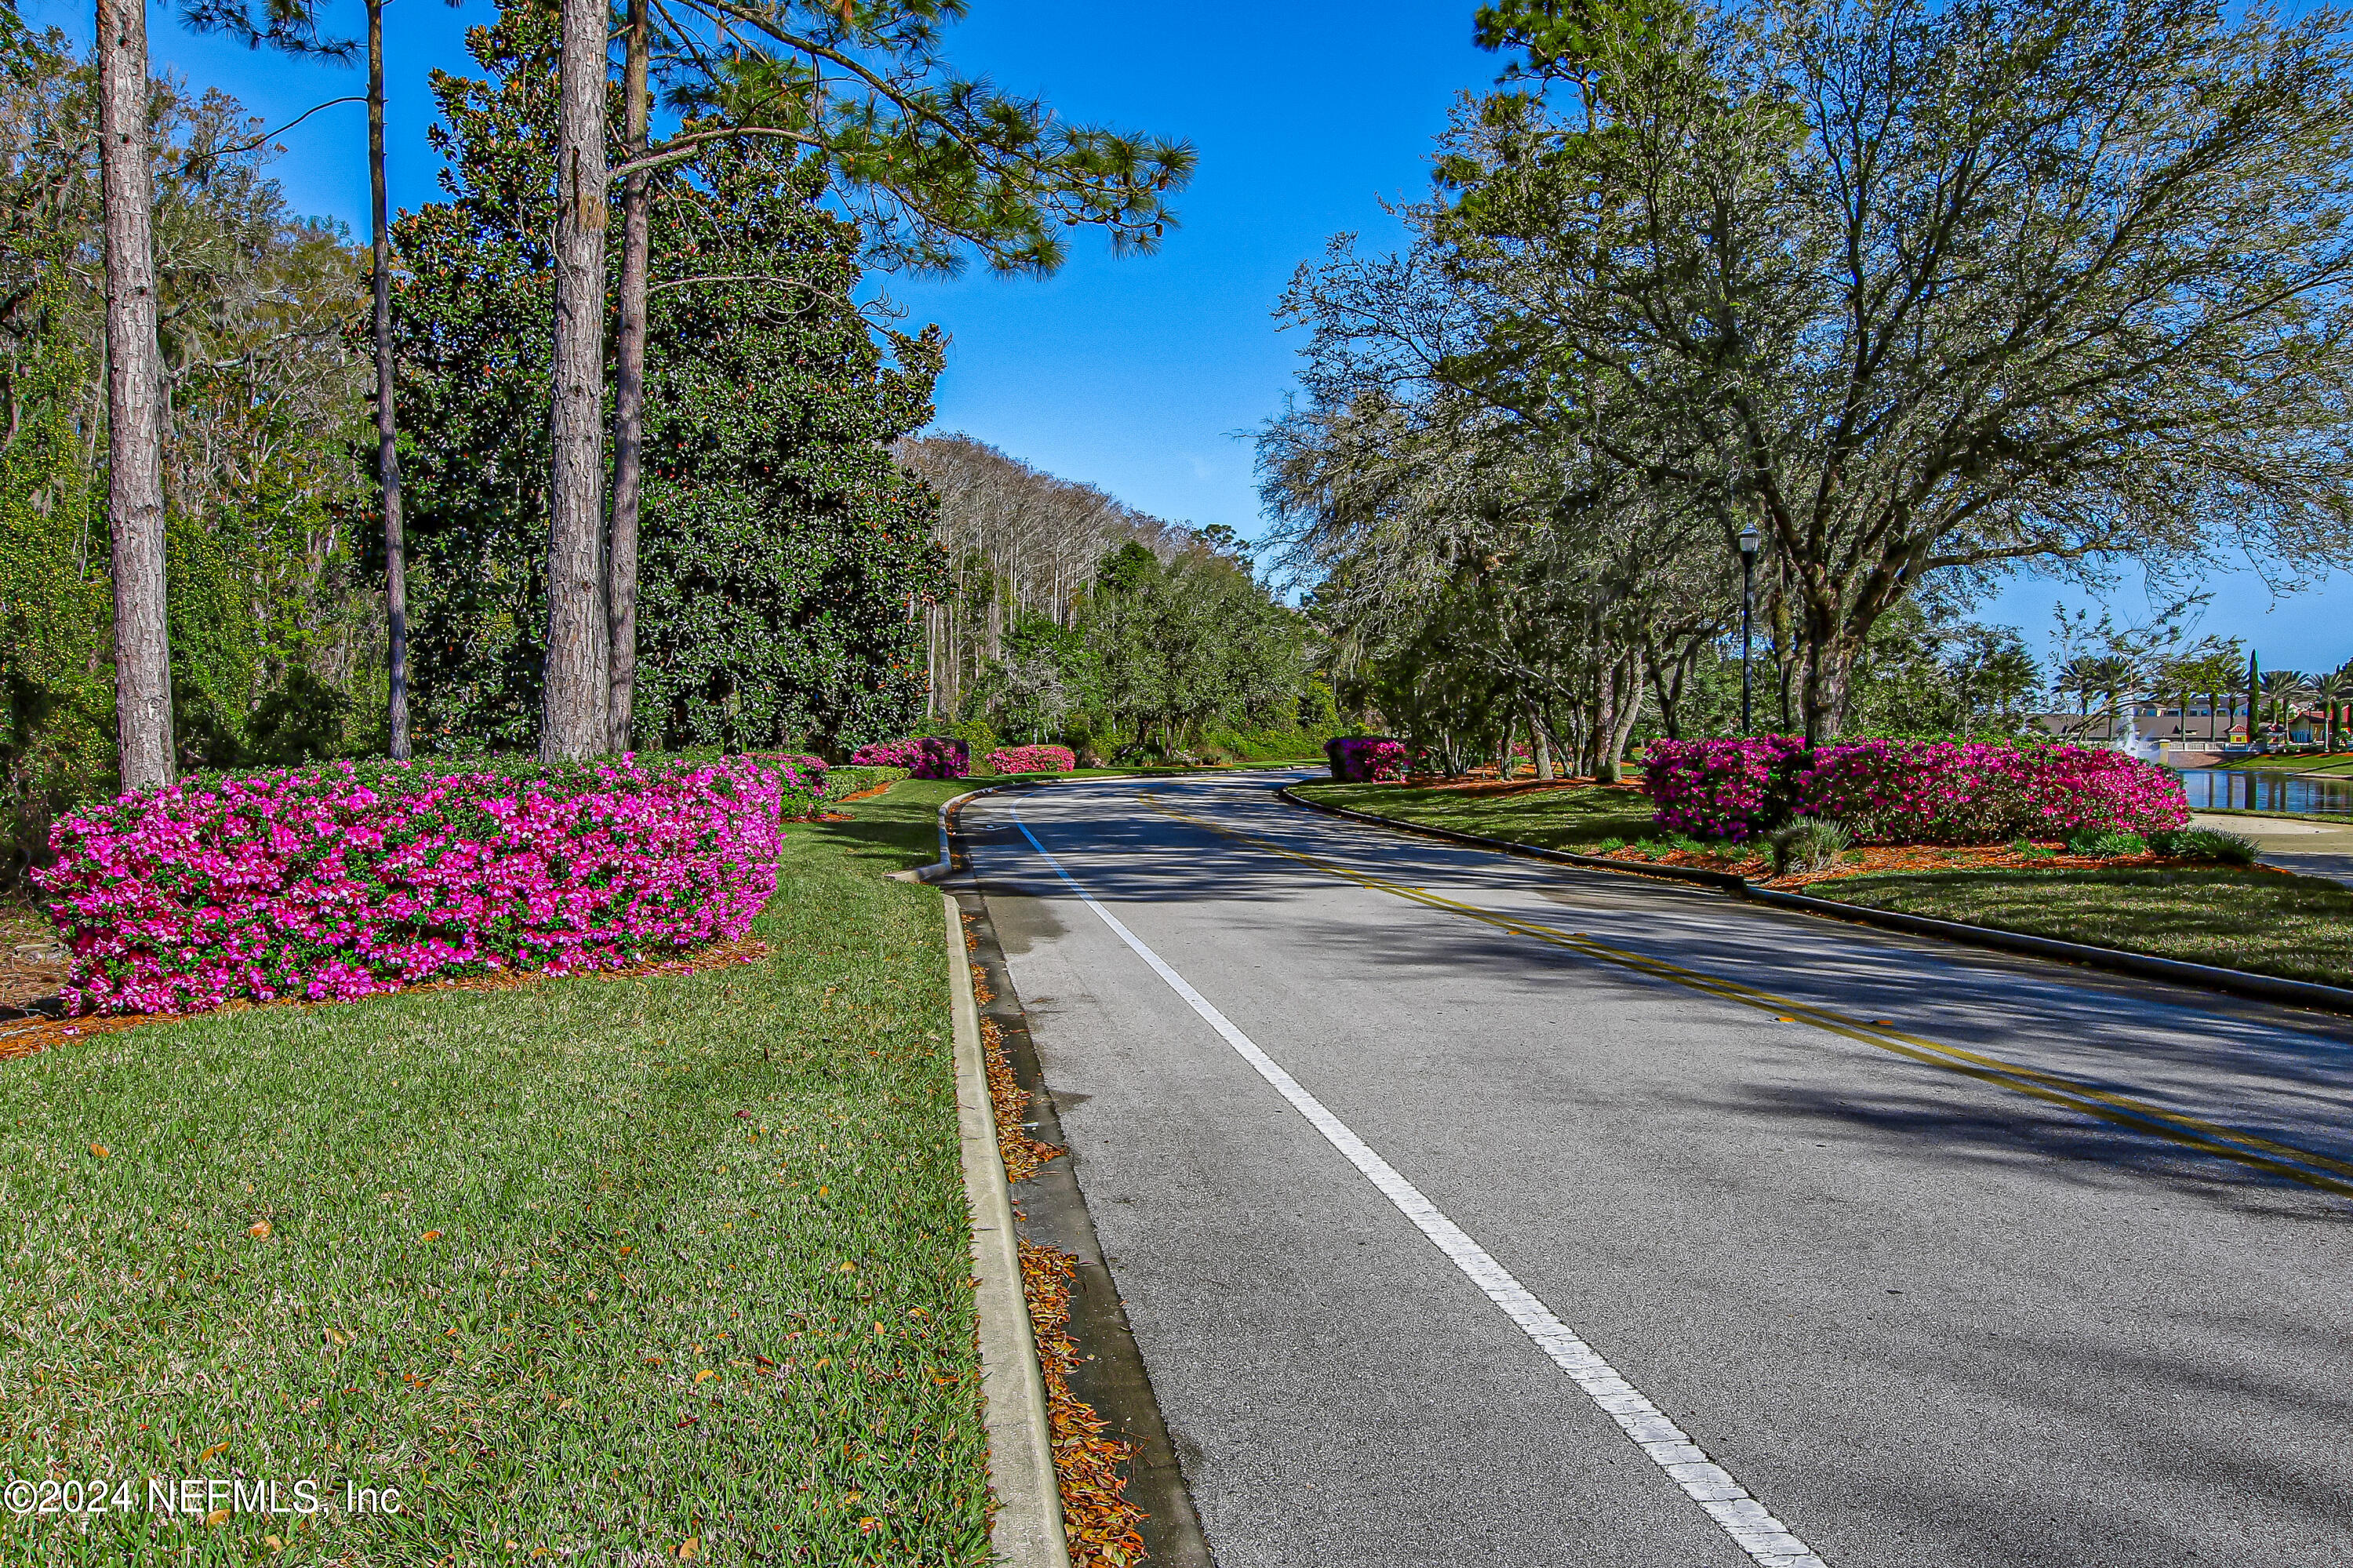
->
[[1294, 738, 2353, 989]]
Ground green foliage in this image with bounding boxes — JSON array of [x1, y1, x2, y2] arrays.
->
[[0, 27, 372, 870], [1082, 545, 1307, 750], [2066, 828, 2150, 858], [822, 764, 911, 799], [395, 9, 944, 757], [2148, 826, 2258, 865], [0, 277, 111, 874]]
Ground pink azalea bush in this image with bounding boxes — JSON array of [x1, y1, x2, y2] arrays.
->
[[1643, 737, 1805, 839], [1325, 736, 1409, 783], [987, 744, 1076, 774], [34, 755, 800, 1017], [848, 737, 970, 780], [1644, 738, 2189, 844]]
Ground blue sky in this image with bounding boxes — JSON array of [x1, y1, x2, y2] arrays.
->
[[28, 0, 2353, 672]]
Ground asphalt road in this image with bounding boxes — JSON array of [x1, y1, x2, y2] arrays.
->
[[960, 772, 2353, 1568]]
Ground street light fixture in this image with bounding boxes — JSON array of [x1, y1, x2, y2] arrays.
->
[[1737, 526, 1760, 734]]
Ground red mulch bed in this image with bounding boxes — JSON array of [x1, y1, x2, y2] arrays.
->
[[1592, 840, 2264, 890], [1392, 773, 1648, 797]]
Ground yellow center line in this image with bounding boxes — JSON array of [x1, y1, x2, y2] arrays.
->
[[1139, 791, 2353, 1200]]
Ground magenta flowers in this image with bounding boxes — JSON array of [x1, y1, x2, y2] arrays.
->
[[849, 737, 971, 779], [1642, 737, 2191, 843], [1325, 737, 1409, 783], [987, 744, 1076, 774], [34, 755, 800, 1017]]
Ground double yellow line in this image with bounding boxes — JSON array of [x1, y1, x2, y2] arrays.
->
[[1140, 792, 2353, 1201]]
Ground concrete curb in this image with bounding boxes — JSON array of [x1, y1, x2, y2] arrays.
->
[[944, 892, 1071, 1568], [1277, 783, 2353, 1019]]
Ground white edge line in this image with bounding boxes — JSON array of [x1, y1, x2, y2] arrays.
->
[[1007, 796, 1831, 1568]]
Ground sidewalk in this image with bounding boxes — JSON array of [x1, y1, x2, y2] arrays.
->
[[2191, 812, 2353, 886]]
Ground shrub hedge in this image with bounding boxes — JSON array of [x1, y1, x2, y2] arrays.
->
[[986, 744, 1076, 774], [1643, 737, 2189, 844], [1325, 736, 1409, 783], [849, 737, 970, 780], [36, 756, 795, 1016]]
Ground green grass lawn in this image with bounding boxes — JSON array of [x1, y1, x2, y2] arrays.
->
[[1810, 866, 2353, 987], [2219, 751, 2353, 773], [1290, 779, 1662, 853], [0, 780, 987, 1566]]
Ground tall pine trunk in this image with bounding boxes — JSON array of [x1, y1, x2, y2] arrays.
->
[[541, 0, 610, 762], [369, 0, 410, 761], [606, 0, 649, 752], [99, 0, 173, 790]]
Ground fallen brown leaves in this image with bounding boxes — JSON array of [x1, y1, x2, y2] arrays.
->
[[980, 1015, 1063, 1186], [0, 939, 772, 1068], [1020, 1239, 1147, 1568], [962, 911, 1144, 1560]]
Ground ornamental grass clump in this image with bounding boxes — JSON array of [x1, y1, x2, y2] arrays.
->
[[35, 755, 792, 1017], [1325, 736, 1409, 783], [986, 744, 1076, 774], [1645, 738, 2188, 845], [849, 737, 970, 779], [1770, 816, 1853, 875]]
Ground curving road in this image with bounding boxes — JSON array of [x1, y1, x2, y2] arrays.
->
[[958, 771, 2353, 1568]]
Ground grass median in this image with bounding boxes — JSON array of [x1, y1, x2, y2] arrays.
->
[[0, 778, 987, 1566], [1295, 777, 2353, 988], [1806, 866, 2353, 988], [1289, 778, 1656, 851]]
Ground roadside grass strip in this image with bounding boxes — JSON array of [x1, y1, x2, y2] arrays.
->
[[0, 779, 990, 1566], [1812, 867, 2353, 989], [1009, 802, 1830, 1568], [1289, 778, 1657, 852], [1145, 795, 2353, 1202]]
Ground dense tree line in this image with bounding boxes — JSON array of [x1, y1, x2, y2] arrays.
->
[[63, 0, 1192, 796], [896, 432, 1193, 718], [900, 436, 1328, 762], [0, 27, 374, 872], [395, 10, 947, 756]]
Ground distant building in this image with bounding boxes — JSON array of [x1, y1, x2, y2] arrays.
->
[[2030, 708, 2247, 746]]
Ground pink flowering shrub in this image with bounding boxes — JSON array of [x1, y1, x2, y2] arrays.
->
[[987, 744, 1076, 774], [34, 755, 795, 1017], [1325, 736, 1409, 783], [849, 737, 970, 779], [1644, 738, 2189, 844], [744, 751, 827, 804], [1643, 737, 1806, 839]]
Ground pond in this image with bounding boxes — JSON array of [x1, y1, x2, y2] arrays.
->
[[2174, 766, 2353, 817]]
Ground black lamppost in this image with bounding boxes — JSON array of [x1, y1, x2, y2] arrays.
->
[[1737, 526, 1760, 733]]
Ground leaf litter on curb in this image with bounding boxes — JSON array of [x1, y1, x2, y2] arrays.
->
[[1023, 1238, 1147, 1568], [967, 911, 1147, 1563]]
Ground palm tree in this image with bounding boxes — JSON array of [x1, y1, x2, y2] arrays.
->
[[2058, 654, 2106, 735], [2313, 671, 2353, 754], [2260, 669, 2312, 744], [2090, 654, 2137, 740]]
